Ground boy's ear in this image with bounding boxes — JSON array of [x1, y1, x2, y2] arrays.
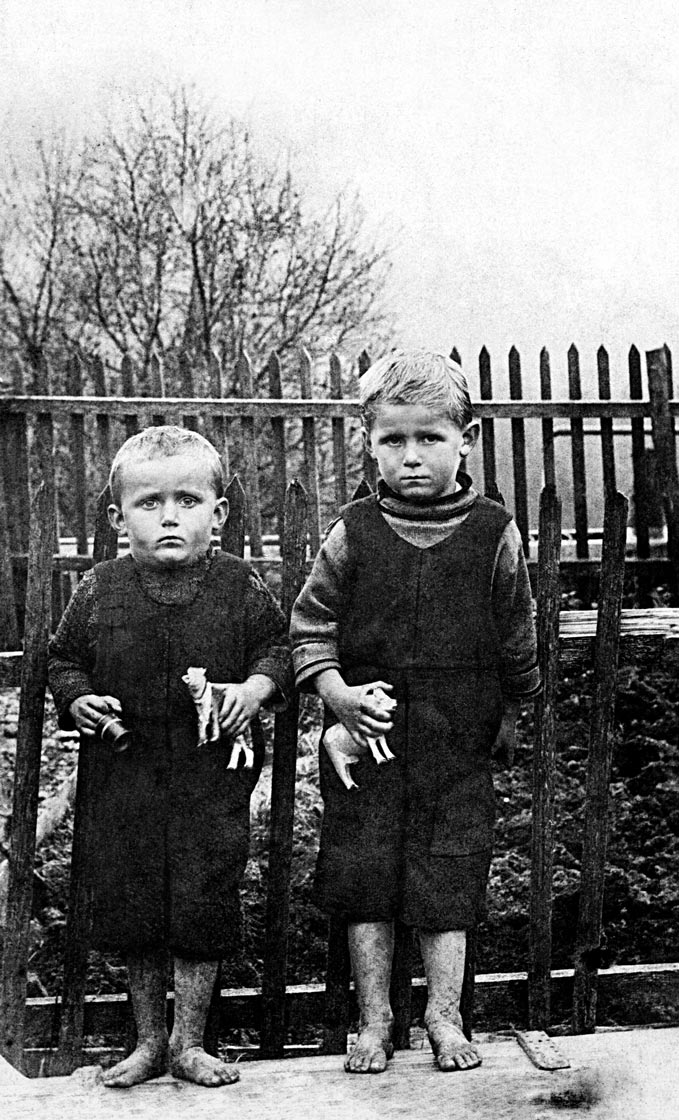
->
[[460, 421, 480, 457], [212, 497, 229, 531], [107, 504, 126, 535]]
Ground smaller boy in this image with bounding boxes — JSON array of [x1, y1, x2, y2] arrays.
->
[[49, 426, 292, 1088], [290, 350, 539, 1073]]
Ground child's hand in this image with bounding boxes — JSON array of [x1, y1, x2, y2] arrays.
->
[[326, 680, 396, 748], [69, 694, 122, 737], [492, 699, 520, 767], [214, 675, 275, 739]]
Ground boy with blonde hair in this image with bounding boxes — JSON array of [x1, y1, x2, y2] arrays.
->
[[291, 350, 539, 1072], [49, 425, 292, 1088]]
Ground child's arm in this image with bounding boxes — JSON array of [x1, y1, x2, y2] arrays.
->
[[216, 674, 279, 738], [290, 521, 395, 744], [290, 521, 352, 690], [493, 696, 521, 766], [211, 568, 294, 738], [491, 520, 541, 765], [48, 569, 122, 736]]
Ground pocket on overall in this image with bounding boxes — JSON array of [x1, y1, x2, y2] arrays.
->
[[429, 767, 496, 856]]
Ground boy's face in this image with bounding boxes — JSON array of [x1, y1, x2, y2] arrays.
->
[[367, 402, 478, 501], [108, 453, 227, 569]]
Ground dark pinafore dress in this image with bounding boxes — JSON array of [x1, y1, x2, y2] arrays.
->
[[84, 552, 264, 957], [314, 493, 512, 930]]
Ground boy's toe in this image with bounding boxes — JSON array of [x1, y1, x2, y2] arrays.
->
[[345, 1025, 394, 1074], [427, 1019, 482, 1072]]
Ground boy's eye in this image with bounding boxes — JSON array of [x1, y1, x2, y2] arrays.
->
[[383, 435, 403, 446], [140, 498, 158, 510], [179, 495, 199, 507]]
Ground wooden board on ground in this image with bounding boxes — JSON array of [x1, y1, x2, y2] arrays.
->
[[2, 1026, 679, 1120]]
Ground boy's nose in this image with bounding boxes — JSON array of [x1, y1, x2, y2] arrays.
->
[[161, 502, 179, 524], [403, 443, 421, 465]]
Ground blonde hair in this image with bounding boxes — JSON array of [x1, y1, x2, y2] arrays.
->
[[109, 425, 224, 505], [360, 349, 473, 431]]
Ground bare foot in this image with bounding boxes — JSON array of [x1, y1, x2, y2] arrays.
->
[[345, 1023, 394, 1074], [103, 1038, 168, 1088], [169, 1045, 240, 1087], [426, 1016, 481, 1072]]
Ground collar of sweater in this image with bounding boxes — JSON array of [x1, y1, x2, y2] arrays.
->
[[134, 549, 213, 605], [376, 473, 478, 523]]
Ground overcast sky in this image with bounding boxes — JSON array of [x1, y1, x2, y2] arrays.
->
[[2, 0, 679, 389]]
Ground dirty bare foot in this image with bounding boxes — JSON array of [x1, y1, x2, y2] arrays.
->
[[169, 1044, 240, 1086], [426, 1015, 481, 1071], [345, 1022, 394, 1074], [103, 1037, 168, 1088]]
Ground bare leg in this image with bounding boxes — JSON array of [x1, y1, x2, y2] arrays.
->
[[169, 957, 239, 1086], [420, 929, 481, 1071], [345, 921, 394, 1073], [103, 950, 169, 1088]]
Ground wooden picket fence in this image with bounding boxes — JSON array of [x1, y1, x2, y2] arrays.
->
[[3, 340, 679, 647], [2, 342, 679, 1073]]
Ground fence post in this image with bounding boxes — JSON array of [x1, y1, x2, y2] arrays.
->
[[52, 492, 120, 1075], [647, 345, 679, 601], [149, 351, 166, 428], [222, 476, 246, 557], [329, 352, 348, 510], [540, 348, 556, 488], [259, 480, 308, 1057], [528, 486, 562, 1029], [0, 426, 55, 1072], [209, 351, 231, 482], [299, 349, 321, 555], [204, 477, 251, 1058], [597, 347, 616, 498], [358, 350, 377, 490], [66, 355, 89, 556], [267, 351, 287, 543], [572, 490, 628, 1033], [568, 344, 591, 606], [509, 347, 529, 556], [120, 353, 139, 440], [390, 923, 413, 1050], [629, 346, 652, 604], [479, 347, 501, 502], [236, 351, 263, 557], [568, 344, 589, 554], [2, 359, 29, 553], [91, 356, 112, 494], [0, 463, 19, 650]]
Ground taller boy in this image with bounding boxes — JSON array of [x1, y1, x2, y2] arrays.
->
[[291, 350, 539, 1073]]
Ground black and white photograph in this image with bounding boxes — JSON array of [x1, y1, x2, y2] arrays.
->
[[1, 3, 678, 1117]]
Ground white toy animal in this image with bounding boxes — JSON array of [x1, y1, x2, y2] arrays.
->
[[182, 666, 254, 769], [323, 685, 396, 790]]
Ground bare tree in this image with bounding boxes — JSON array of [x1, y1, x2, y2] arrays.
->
[[0, 88, 391, 392], [0, 137, 84, 387], [67, 87, 391, 388]]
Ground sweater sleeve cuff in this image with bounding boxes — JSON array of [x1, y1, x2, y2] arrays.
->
[[293, 648, 342, 691], [501, 665, 542, 699]]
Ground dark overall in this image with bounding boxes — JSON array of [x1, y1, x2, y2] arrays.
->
[[315, 494, 512, 930], [85, 552, 264, 957]]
